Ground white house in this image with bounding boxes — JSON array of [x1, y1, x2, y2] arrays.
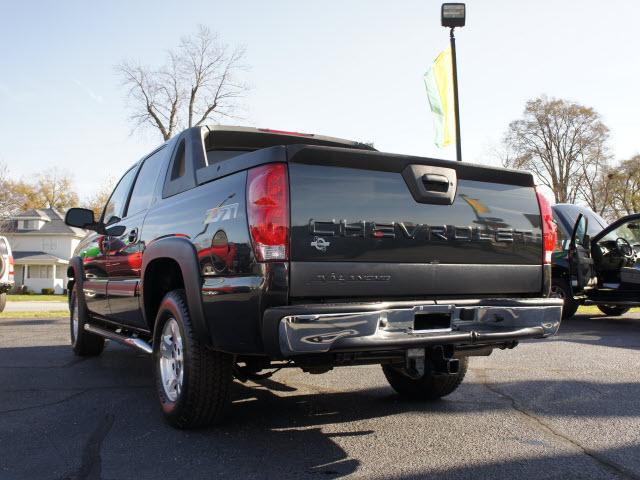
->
[[0, 209, 87, 294]]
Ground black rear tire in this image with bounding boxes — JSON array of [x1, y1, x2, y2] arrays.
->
[[382, 356, 468, 400], [551, 278, 579, 319], [153, 289, 233, 429], [597, 305, 630, 317], [70, 284, 105, 356], [0, 292, 6, 313]]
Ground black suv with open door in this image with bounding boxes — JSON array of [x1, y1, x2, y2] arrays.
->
[[552, 203, 640, 318]]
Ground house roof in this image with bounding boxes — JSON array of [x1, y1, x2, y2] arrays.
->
[[12, 209, 51, 219], [1, 208, 86, 236], [12, 251, 69, 264]]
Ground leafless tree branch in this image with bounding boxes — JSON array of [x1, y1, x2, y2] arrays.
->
[[116, 25, 249, 141], [500, 96, 610, 207]]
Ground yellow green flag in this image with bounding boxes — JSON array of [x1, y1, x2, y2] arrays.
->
[[424, 48, 455, 148]]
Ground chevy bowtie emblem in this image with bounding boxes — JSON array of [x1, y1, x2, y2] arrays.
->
[[311, 237, 331, 252]]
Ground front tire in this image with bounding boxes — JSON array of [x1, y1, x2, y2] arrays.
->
[[597, 305, 630, 317], [70, 284, 104, 356], [382, 356, 468, 400], [0, 293, 6, 313], [153, 290, 233, 429], [550, 278, 579, 319]]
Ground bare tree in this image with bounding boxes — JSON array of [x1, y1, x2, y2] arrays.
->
[[0, 162, 27, 223], [117, 26, 248, 141], [606, 155, 640, 218], [502, 96, 610, 204], [0, 164, 78, 221], [31, 168, 79, 212], [589, 166, 618, 220], [576, 140, 611, 215]]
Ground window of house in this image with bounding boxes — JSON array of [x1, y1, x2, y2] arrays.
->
[[102, 166, 137, 225], [14, 265, 24, 284], [55, 266, 64, 280], [21, 220, 35, 230], [27, 265, 52, 279], [126, 148, 166, 216]]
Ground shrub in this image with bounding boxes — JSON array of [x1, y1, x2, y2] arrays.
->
[[41, 288, 55, 295]]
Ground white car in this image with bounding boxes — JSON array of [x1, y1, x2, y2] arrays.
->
[[0, 236, 14, 312]]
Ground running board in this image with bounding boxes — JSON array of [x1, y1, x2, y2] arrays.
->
[[84, 323, 153, 354]]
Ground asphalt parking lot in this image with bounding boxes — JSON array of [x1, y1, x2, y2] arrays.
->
[[0, 312, 638, 480]]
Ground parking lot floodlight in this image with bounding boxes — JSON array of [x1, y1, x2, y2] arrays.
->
[[441, 3, 466, 28]]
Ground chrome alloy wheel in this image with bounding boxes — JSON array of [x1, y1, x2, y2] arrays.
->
[[72, 294, 79, 342], [159, 318, 184, 402]]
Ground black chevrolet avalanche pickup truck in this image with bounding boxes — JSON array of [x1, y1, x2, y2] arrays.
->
[[65, 126, 564, 428]]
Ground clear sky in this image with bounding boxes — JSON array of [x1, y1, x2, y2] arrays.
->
[[1, 0, 639, 201]]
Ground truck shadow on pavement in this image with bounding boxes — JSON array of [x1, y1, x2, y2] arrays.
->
[[1, 311, 639, 479], [1, 339, 639, 479]]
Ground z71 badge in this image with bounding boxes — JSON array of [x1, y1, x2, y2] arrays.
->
[[204, 203, 239, 224]]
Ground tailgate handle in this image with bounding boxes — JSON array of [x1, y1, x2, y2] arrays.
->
[[422, 174, 450, 193], [402, 165, 457, 205]]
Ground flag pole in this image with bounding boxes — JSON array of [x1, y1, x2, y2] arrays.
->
[[449, 27, 462, 162]]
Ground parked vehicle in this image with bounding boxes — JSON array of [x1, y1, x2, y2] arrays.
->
[[0, 236, 14, 312], [552, 203, 640, 318], [65, 125, 563, 428]]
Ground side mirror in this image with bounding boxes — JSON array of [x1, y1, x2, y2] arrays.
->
[[65, 208, 102, 232]]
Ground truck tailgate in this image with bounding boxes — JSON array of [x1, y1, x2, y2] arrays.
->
[[287, 145, 543, 298]]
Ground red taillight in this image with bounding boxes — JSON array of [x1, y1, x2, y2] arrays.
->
[[536, 188, 556, 264], [8, 256, 14, 280], [246, 163, 289, 261]]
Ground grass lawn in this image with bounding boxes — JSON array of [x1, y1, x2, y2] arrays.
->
[[0, 310, 69, 319], [577, 305, 640, 315], [6, 294, 67, 302]]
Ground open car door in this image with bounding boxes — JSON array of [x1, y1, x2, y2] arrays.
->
[[569, 214, 596, 296], [590, 213, 640, 292]]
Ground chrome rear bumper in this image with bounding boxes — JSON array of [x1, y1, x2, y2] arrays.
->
[[262, 298, 563, 357]]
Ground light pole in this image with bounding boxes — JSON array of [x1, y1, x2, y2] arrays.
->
[[441, 3, 465, 162]]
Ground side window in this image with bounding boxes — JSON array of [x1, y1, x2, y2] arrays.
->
[[171, 141, 186, 180], [102, 167, 137, 225], [163, 135, 196, 198], [553, 217, 568, 251], [0, 238, 7, 255], [126, 148, 167, 216]]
